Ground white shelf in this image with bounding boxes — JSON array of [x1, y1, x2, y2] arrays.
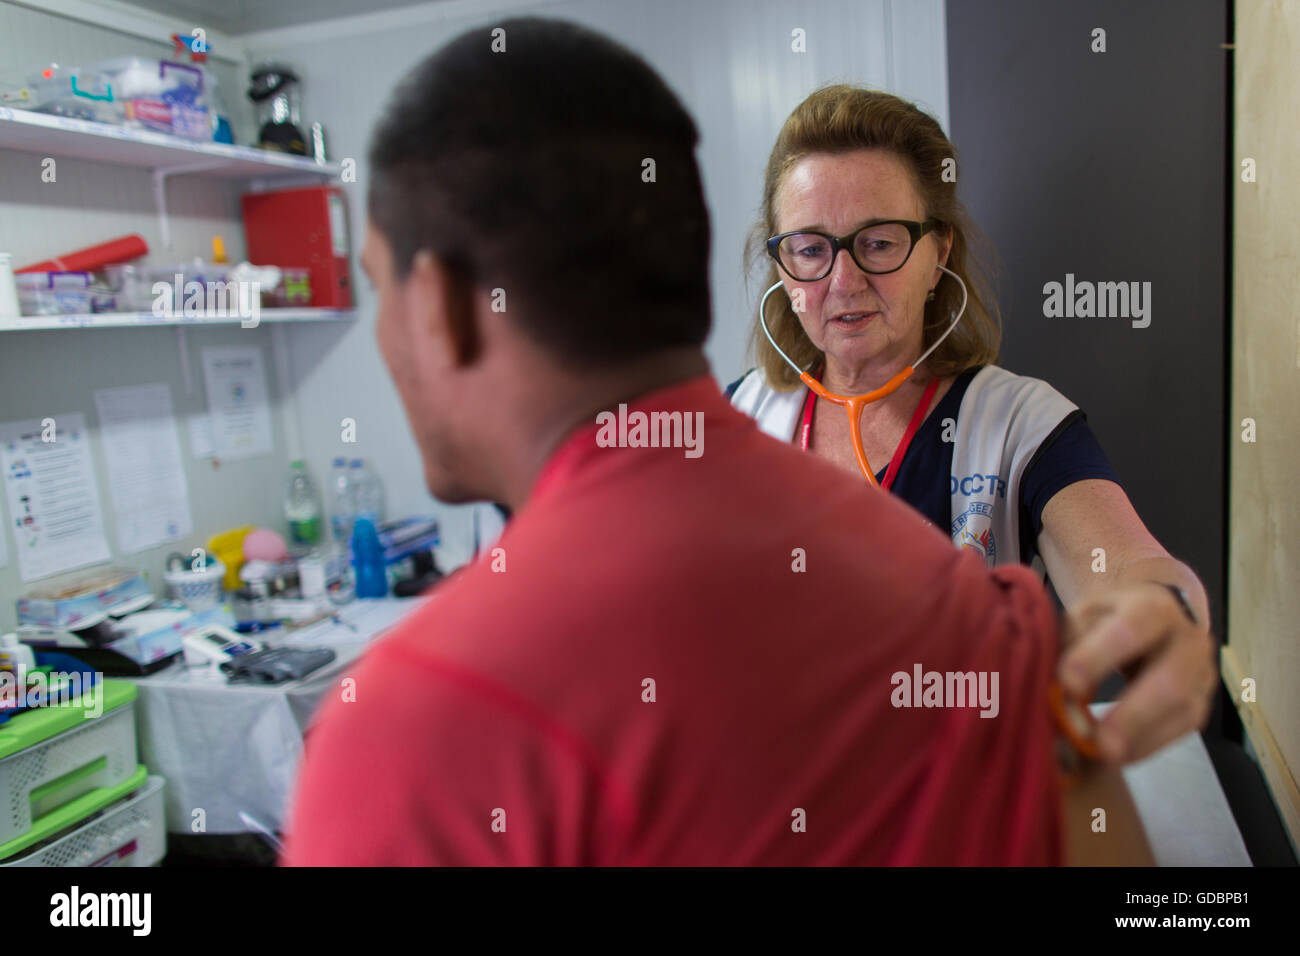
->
[[0, 308, 356, 331], [0, 106, 341, 179]]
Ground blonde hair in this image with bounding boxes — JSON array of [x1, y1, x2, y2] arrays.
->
[[748, 85, 1001, 388]]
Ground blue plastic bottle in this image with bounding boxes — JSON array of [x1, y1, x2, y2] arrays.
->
[[351, 517, 388, 598]]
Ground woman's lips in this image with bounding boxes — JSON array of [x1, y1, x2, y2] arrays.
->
[[829, 311, 878, 326]]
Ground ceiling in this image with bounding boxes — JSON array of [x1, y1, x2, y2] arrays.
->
[[121, 0, 444, 36]]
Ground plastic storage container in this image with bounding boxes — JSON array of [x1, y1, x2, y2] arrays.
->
[[163, 559, 226, 612], [89, 56, 210, 139], [0, 680, 142, 861], [100, 263, 153, 312], [145, 261, 233, 316], [16, 64, 122, 124], [15, 271, 116, 316], [2, 773, 165, 867]]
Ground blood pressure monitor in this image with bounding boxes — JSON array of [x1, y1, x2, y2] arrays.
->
[[182, 624, 264, 667]]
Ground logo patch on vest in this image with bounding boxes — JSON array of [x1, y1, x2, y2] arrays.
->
[[951, 500, 997, 565]]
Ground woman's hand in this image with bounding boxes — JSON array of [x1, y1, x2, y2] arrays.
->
[[1038, 479, 1217, 764], [1059, 581, 1217, 763]]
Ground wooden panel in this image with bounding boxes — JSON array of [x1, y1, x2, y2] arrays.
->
[[1229, 0, 1300, 852]]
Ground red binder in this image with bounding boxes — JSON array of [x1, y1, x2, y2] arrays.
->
[[241, 185, 353, 309]]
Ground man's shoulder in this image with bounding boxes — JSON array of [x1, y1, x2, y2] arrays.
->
[[358, 549, 596, 680], [302, 577, 568, 768], [363, 567, 513, 665]]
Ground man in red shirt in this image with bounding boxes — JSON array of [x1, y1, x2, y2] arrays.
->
[[284, 18, 1147, 866]]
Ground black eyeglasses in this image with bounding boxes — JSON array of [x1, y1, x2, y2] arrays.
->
[[766, 219, 941, 281]]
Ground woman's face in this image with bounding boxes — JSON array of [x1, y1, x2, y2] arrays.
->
[[773, 149, 950, 374]]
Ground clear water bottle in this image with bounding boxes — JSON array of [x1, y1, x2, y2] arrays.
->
[[284, 460, 323, 546], [349, 458, 386, 526], [365, 466, 387, 525], [329, 456, 353, 543]]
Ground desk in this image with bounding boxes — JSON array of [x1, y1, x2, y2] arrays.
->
[[128, 597, 424, 835]]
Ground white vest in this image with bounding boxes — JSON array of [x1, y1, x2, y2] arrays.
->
[[729, 365, 1077, 572]]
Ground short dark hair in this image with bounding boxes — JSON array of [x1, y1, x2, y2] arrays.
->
[[368, 17, 712, 363]]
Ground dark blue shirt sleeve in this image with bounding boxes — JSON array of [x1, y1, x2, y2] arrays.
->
[[1018, 411, 1122, 561], [723, 372, 750, 401]]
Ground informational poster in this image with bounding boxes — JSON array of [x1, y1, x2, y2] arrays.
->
[[93, 383, 194, 554], [0, 412, 112, 582], [188, 413, 215, 459], [200, 345, 274, 460]]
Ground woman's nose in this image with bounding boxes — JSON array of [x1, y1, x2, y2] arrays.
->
[[826, 246, 873, 295]]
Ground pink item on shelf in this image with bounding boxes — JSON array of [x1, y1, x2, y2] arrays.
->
[[241, 527, 288, 562]]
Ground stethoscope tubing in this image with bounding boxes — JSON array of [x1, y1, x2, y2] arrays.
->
[[757, 263, 969, 380], [756, 263, 970, 485]]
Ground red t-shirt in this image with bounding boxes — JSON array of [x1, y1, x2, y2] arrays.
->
[[284, 375, 1063, 865]]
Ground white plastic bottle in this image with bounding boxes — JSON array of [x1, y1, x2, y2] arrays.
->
[[0, 253, 20, 320], [0, 633, 35, 685]]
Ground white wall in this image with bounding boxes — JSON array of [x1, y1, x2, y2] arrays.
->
[[244, 0, 950, 568]]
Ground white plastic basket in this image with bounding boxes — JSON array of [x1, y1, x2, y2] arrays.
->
[[2, 775, 165, 867], [0, 698, 138, 847], [164, 559, 226, 612]]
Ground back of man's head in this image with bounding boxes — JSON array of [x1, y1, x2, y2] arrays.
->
[[368, 17, 713, 364]]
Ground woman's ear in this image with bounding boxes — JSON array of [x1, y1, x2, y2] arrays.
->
[[407, 249, 482, 368], [937, 226, 954, 271]]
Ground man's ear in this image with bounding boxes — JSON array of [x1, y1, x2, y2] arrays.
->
[[408, 249, 482, 367]]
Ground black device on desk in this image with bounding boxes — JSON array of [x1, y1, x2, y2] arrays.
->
[[392, 547, 443, 597], [220, 646, 336, 685]]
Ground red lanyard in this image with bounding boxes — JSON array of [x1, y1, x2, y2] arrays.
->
[[798, 373, 940, 491]]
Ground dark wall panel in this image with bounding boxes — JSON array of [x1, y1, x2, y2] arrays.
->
[[946, 0, 1228, 634]]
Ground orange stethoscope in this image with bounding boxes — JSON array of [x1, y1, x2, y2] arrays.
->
[[758, 265, 1102, 769]]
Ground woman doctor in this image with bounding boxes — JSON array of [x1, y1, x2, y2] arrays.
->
[[728, 85, 1216, 764]]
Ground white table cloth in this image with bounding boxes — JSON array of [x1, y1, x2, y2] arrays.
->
[[128, 597, 425, 835]]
